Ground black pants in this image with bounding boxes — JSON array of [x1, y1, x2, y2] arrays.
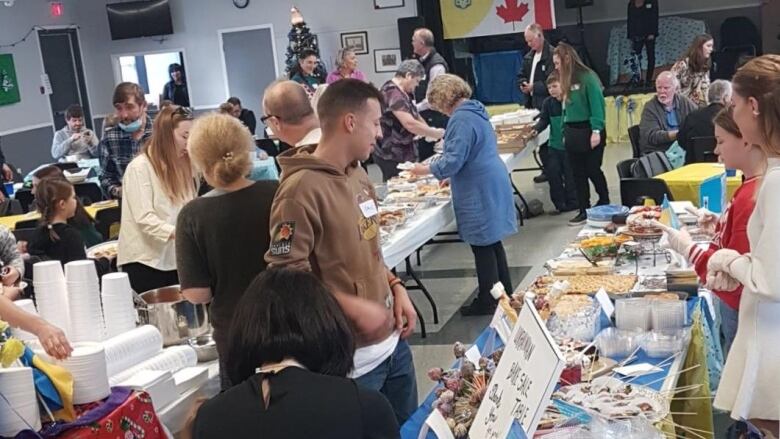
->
[[546, 148, 578, 211], [418, 109, 448, 161], [373, 154, 402, 182], [471, 242, 512, 304], [121, 262, 179, 294], [632, 37, 656, 82], [564, 123, 610, 212], [538, 143, 550, 173]]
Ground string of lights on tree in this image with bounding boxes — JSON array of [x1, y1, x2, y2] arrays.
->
[[0, 25, 79, 49]]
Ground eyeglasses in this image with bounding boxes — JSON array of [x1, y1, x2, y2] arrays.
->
[[260, 114, 278, 123]]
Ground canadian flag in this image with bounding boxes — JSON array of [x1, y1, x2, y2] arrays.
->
[[443, 0, 556, 40]]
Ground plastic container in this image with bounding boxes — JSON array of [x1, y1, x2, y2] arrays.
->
[[640, 329, 688, 358], [651, 300, 687, 329], [615, 298, 652, 331], [595, 328, 644, 358]]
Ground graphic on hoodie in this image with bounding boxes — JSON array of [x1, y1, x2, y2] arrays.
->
[[270, 221, 296, 256]]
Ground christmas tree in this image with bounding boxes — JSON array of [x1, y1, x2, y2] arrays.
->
[[285, 7, 327, 83]]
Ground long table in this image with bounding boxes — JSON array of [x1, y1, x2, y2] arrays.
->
[[0, 200, 118, 230], [401, 222, 701, 439]]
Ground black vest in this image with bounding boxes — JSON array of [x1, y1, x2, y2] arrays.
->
[[414, 49, 449, 103]]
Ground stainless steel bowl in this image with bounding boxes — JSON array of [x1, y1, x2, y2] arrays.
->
[[138, 286, 210, 346], [188, 334, 218, 362]]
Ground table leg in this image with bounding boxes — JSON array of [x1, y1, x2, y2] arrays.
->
[[510, 179, 529, 226], [404, 256, 439, 324], [411, 299, 427, 338]]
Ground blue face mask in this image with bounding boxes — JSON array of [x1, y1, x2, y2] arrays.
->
[[118, 117, 143, 133]]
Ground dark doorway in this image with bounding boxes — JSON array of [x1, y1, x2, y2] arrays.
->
[[38, 28, 92, 131]]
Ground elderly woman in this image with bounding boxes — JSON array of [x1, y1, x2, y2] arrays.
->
[[326, 48, 366, 84], [373, 60, 444, 181], [411, 74, 517, 315]]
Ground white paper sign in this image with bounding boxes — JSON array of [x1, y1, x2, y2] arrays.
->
[[470, 299, 565, 439], [465, 345, 482, 370], [595, 288, 614, 318], [40, 74, 53, 95]]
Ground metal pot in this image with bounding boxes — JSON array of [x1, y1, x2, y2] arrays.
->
[[188, 334, 219, 362], [137, 285, 210, 346]]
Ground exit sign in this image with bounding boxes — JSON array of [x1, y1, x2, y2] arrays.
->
[[50, 1, 64, 17]]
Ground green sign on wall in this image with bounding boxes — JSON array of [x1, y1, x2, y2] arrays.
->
[[0, 54, 21, 106]]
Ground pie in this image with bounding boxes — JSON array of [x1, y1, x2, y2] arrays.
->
[[627, 206, 663, 235]]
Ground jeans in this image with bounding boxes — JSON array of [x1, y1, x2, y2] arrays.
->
[[471, 242, 513, 304], [564, 122, 610, 212], [719, 299, 739, 356], [354, 340, 418, 424], [545, 148, 578, 211], [632, 37, 656, 82]]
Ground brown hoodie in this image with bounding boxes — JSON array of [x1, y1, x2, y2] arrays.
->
[[265, 145, 393, 310]]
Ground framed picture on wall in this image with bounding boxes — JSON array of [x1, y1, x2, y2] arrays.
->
[[374, 0, 404, 9], [374, 48, 401, 73], [340, 31, 369, 55]]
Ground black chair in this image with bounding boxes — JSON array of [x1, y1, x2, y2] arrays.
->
[[628, 125, 641, 158], [620, 178, 675, 207], [12, 227, 36, 244], [74, 182, 105, 206], [690, 136, 718, 164], [712, 17, 761, 80], [616, 159, 638, 179], [14, 189, 34, 213], [94, 206, 121, 241], [52, 162, 80, 172], [14, 218, 38, 230]]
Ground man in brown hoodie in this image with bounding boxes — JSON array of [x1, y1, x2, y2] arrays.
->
[[265, 79, 418, 423]]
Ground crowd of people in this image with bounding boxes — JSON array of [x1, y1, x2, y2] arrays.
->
[[0, 10, 778, 438]]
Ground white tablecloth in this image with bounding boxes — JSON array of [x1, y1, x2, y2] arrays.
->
[[381, 128, 549, 268]]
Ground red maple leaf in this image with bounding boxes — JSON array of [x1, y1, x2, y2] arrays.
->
[[496, 0, 530, 24]]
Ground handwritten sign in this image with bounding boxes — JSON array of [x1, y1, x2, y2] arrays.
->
[[470, 298, 565, 439]]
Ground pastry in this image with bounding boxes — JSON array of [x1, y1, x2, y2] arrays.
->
[[529, 275, 638, 295]]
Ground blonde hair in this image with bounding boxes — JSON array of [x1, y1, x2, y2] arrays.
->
[[188, 113, 253, 187], [732, 54, 780, 156], [427, 74, 472, 114], [143, 106, 198, 205]]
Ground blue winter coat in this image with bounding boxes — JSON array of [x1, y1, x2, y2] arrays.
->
[[430, 100, 518, 246]]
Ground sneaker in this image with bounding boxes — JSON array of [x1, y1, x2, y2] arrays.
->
[[460, 298, 497, 316], [533, 173, 548, 183], [568, 212, 587, 226]]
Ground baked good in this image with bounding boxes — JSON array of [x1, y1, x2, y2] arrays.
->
[[529, 275, 638, 295], [627, 206, 663, 235]]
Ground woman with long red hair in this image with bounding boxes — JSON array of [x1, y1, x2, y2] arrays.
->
[[118, 105, 198, 293]]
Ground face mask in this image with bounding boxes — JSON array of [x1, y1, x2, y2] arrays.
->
[[118, 117, 142, 133]]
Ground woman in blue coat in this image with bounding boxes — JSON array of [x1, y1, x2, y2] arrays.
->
[[411, 74, 518, 315]]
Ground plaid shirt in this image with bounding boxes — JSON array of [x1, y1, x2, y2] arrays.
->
[[98, 114, 153, 197]]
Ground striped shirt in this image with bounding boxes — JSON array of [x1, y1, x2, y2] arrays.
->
[[98, 114, 152, 198]]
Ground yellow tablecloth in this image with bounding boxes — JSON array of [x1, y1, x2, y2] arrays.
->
[[657, 163, 742, 207], [0, 200, 118, 231], [605, 92, 656, 144], [485, 103, 521, 118]]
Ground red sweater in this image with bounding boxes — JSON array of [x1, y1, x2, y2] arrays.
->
[[688, 177, 758, 310]]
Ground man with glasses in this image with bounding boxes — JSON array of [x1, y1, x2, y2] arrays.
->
[[98, 82, 153, 199], [261, 80, 321, 149]]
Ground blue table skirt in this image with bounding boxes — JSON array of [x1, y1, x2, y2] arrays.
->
[[401, 298, 702, 439]]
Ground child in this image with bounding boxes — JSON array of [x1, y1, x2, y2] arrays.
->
[[28, 178, 87, 266], [533, 73, 578, 214], [0, 225, 24, 299], [658, 107, 763, 354]]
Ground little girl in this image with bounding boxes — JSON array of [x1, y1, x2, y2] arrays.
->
[[659, 106, 764, 353], [28, 177, 86, 266]]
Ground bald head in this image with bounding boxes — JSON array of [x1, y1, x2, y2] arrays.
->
[[524, 23, 545, 52], [412, 28, 435, 57], [655, 71, 679, 106], [262, 80, 314, 124], [262, 80, 318, 145]]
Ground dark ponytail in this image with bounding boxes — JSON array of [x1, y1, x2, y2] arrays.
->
[[34, 177, 74, 242]]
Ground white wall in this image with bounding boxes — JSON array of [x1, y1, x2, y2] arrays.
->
[[73, 0, 417, 117], [0, 0, 77, 134]]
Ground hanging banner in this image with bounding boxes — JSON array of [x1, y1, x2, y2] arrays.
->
[[441, 0, 556, 40], [0, 54, 21, 106]]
